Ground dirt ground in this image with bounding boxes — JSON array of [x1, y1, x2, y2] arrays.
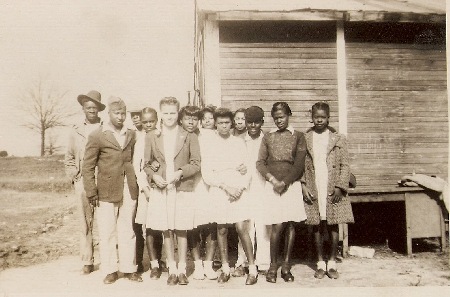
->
[[0, 189, 449, 297]]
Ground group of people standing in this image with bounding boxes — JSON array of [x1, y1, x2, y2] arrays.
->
[[64, 90, 354, 287]]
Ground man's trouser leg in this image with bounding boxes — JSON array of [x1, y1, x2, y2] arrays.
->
[[74, 179, 94, 266]]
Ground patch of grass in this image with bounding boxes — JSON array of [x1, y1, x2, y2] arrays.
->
[[0, 155, 71, 193]]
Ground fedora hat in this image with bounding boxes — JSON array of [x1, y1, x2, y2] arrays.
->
[[77, 90, 105, 111]]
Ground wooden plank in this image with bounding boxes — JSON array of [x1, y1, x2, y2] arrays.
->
[[221, 63, 337, 69], [220, 58, 338, 64], [346, 11, 445, 23], [220, 47, 338, 54], [337, 20, 348, 135], [348, 85, 446, 91], [222, 79, 337, 85], [220, 52, 337, 59], [216, 10, 345, 21], [221, 43, 337, 48], [346, 43, 445, 50], [221, 89, 337, 96], [222, 84, 337, 90]]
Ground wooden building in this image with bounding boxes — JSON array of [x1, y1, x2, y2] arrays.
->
[[194, 0, 447, 191]]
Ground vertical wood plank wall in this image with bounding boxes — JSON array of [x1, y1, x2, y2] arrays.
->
[[346, 43, 448, 188], [220, 42, 339, 131]]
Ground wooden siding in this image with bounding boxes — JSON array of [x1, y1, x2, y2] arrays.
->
[[346, 43, 448, 188], [220, 42, 338, 131]]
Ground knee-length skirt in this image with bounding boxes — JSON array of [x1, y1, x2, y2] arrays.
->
[[262, 180, 306, 225]]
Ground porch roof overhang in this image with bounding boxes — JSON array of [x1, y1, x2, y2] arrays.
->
[[196, 0, 446, 23]]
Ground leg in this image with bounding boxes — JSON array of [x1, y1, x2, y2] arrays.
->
[[133, 222, 144, 272], [96, 200, 119, 283], [266, 223, 284, 283], [146, 228, 162, 279], [280, 222, 295, 282], [189, 228, 205, 280], [163, 230, 178, 285], [254, 218, 271, 272], [233, 220, 250, 277], [217, 224, 231, 283], [176, 230, 189, 285], [313, 222, 326, 279], [203, 223, 218, 279], [326, 223, 340, 279], [74, 180, 94, 272], [236, 220, 258, 285], [116, 186, 142, 282]]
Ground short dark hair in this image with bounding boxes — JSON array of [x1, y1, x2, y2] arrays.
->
[[201, 104, 217, 120], [233, 108, 246, 118], [311, 102, 330, 117], [141, 107, 158, 118], [271, 102, 292, 117], [178, 105, 201, 125], [214, 107, 234, 127]]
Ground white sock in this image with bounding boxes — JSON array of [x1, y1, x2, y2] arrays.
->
[[178, 262, 187, 274], [168, 261, 177, 274], [222, 262, 230, 274], [248, 264, 257, 276], [317, 260, 326, 270], [204, 260, 213, 270], [327, 260, 337, 270], [150, 260, 159, 268], [194, 260, 203, 269]]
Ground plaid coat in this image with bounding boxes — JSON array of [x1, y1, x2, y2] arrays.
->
[[302, 128, 354, 225]]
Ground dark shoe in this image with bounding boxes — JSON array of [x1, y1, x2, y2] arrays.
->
[[258, 269, 267, 276], [281, 270, 294, 282], [314, 268, 326, 279], [327, 268, 339, 279], [217, 272, 230, 284], [136, 263, 144, 274], [245, 274, 258, 285], [160, 261, 168, 273], [123, 272, 143, 282], [178, 273, 189, 285], [167, 274, 178, 286], [232, 265, 246, 277], [81, 264, 94, 275], [103, 272, 119, 284], [265, 265, 277, 283], [150, 267, 162, 280]]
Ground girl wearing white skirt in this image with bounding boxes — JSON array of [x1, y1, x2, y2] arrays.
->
[[256, 102, 307, 283], [143, 97, 201, 286], [201, 107, 258, 286]]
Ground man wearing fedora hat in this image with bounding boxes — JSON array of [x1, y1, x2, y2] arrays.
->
[[83, 96, 142, 284], [64, 90, 105, 275]]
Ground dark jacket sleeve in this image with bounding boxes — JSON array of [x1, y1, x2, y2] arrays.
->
[[82, 131, 100, 198], [142, 132, 155, 181], [256, 134, 269, 178], [178, 132, 201, 179], [282, 131, 306, 185]]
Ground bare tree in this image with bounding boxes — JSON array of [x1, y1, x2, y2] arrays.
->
[[17, 78, 76, 156], [44, 130, 62, 156]]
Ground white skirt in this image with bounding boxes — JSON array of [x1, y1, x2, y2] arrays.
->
[[193, 177, 214, 227], [262, 180, 306, 225], [134, 190, 148, 225], [146, 187, 195, 231], [208, 186, 251, 225]]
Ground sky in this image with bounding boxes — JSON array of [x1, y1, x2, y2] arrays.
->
[[0, 0, 195, 156]]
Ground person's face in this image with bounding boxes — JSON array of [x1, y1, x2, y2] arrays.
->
[[131, 113, 142, 129], [272, 109, 289, 131], [160, 104, 178, 128], [216, 116, 232, 136], [82, 101, 99, 122], [181, 115, 199, 133], [202, 111, 215, 129], [246, 119, 263, 139], [234, 111, 246, 132], [312, 109, 329, 133], [141, 112, 158, 132], [109, 107, 126, 129]]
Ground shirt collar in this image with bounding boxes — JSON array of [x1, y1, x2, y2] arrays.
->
[[84, 118, 102, 125], [103, 122, 128, 135], [269, 125, 295, 135], [244, 131, 264, 141]]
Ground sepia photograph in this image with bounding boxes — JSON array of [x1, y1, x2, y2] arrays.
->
[[0, 1, 448, 296]]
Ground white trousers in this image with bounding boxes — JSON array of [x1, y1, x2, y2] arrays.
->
[[96, 182, 137, 275]]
